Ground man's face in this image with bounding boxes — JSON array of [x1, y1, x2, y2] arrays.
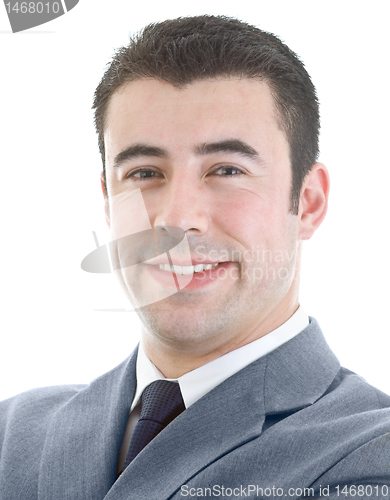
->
[[103, 78, 301, 355]]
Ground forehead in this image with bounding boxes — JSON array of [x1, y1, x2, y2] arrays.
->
[[104, 78, 287, 162]]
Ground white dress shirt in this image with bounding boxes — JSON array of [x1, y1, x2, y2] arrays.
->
[[117, 306, 309, 472]]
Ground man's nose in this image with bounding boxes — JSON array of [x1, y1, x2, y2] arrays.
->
[[153, 177, 210, 235]]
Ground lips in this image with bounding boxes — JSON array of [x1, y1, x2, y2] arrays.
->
[[143, 261, 235, 291]]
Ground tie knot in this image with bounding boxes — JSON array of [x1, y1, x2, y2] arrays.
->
[[140, 379, 185, 426]]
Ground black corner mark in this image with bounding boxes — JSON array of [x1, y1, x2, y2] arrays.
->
[[4, 0, 80, 33]]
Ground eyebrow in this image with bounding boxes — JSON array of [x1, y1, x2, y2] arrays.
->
[[113, 144, 168, 168], [194, 139, 260, 161], [113, 138, 261, 168]]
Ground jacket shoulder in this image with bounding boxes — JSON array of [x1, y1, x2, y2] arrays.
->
[[0, 385, 86, 499], [0, 384, 86, 445], [327, 366, 390, 410]]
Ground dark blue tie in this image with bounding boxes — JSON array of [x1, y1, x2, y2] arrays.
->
[[121, 380, 185, 472]]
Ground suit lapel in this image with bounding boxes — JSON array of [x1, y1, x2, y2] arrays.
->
[[104, 355, 268, 500], [263, 317, 340, 415], [38, 346, 138, 500]]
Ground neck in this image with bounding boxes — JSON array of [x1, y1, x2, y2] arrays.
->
[[142, 293, 300, 379]]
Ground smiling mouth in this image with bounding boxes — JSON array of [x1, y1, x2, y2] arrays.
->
[[156, 263, 222, 275]]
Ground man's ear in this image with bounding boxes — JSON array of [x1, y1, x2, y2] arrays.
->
[[100, 172, 110, 229], [297, 162, 330, 241]]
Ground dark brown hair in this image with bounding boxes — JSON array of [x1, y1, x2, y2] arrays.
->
[[93, 15, 319, 214]]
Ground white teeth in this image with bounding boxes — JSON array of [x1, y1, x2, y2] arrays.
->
[[181, 266, 194, 275], [158, 263, 220, 274]]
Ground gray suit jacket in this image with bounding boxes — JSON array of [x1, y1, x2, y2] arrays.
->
[[1, 318, 390, 499]]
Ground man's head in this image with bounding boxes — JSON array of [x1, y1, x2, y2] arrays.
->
[[93, 15, 320, 215], [92, 16, 329, 375]]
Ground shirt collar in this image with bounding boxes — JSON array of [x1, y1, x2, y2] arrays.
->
[[131, 305, 309, 411]]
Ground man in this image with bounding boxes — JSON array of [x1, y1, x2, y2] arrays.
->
[[1, 15, 389, 500]]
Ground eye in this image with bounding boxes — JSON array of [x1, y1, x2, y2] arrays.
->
[[125, 168, 163, 181], [211, 165, 245, 176]]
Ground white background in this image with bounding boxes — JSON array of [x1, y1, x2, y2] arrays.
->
[[0, 1, 389, 401]]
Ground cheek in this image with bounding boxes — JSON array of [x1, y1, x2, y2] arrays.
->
[[108, 188, 154, 240], [211, 190, 276, 238], [210, 190, 295, 260]]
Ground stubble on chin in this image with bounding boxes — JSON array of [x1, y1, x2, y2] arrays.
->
[[136, 284, 244, 348]]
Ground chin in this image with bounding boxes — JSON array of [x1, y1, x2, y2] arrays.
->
[[137, 294, 244, 351]]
